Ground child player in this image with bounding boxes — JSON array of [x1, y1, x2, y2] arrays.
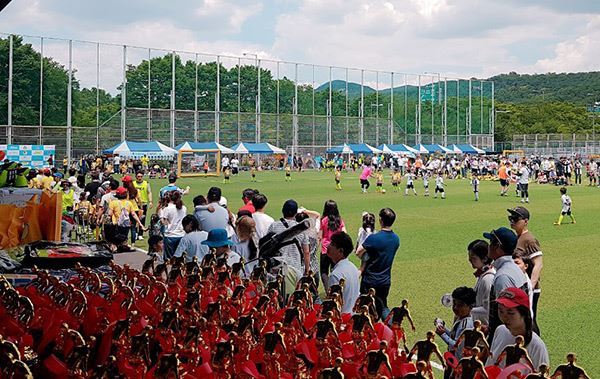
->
[[472, 175, 480, 201], [405, 170, 417, 196], [554, 187, 575, 225], [223, 166, 231, 184], [422, 171, 430, 197], [285, 165, 292, 182], [434, 172, 445, 199], [376, 169, 384, 193], [335, 167, 342, 190], [250, 165, 257, 182], [391, 168, 401, 193]]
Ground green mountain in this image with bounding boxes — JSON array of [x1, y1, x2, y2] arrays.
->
[[317, 72, 600, 106]]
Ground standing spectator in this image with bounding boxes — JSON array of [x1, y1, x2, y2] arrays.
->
[[108, 187, 145, 251], [133, 170, 153, 240], [356, 208, 400, 319], [486, 288, 549, 369], [174, 214, 209, 262], [318, 200, 346, 290], [84, 172, 102, 201], [252, 193, 274, 239], [230, 157, 239, 175], [517, 161, 530, 203], [295, 209, 321, 287], [239, 188, 256, 214], [141, 154, 149, 172], [231, 215, 258, 272], [160, 191, 187, 259], [194, 187, 229, 233], [483, 227, 529, 344], [113, 154, 120, 171], [467, 239, 495, 326], [508, 206, 543, 334], [122, 175, 140, 244], [266, 199, 311, 294], [221, 155, 230, 172], [327, 231, 360, 314], [159, 173, 190, 199]]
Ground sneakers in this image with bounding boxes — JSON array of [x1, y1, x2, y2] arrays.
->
[[553, 222, 560, 226], [137, 235, 144, 240]]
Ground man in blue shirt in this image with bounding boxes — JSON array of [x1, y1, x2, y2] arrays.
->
[[356, 207, 400, 320], [159, 173, 190, 199]]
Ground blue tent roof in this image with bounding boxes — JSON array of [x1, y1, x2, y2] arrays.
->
[[103, 141, 177, 157], [413, 144, 451, 154], [448, 144, 485, 154]]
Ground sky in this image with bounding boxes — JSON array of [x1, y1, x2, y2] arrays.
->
[[1, 0, 600, 90]]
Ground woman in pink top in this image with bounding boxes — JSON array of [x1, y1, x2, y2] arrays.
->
[[359, 162, 374, 193], [319, 200, 346, 290]]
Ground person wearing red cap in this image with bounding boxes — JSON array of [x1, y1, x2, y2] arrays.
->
[[108, 186, 145, 251], [486, 287, 549, 370]]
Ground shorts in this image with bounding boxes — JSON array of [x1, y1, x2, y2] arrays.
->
[[360, 179, 369, 186], [406, 183, 414, 189], [500, 179, 508, 187], [423, 184, 429, 189], [392, 181, 398, 186], [520, 183, 529, 192], [232, 167, 239, 174], [561, 209, 571, 215], [335, 179, 340, 184], [376, 183, 382, 187], [435, 186, 444, 193], [286, 173, 291, 177]]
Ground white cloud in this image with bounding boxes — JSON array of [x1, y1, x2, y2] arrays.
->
[[195, 0, 263, 34], [533, 15, 600, 73]]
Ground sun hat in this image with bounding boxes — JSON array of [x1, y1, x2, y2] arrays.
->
[[201, 228, 233, 248]]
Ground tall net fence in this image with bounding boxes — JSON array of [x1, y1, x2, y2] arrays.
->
[[0, 33, 495, 160], [512, 134, 600, 156]]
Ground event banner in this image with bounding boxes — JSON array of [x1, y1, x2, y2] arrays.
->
[[0, 144, 56, 168]]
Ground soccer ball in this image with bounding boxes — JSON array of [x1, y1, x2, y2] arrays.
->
[[381, 189, 386, 194]]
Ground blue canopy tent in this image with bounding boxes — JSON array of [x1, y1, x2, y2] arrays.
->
[[377, 144, 417, 158], [326, 143, 382, 154], [230, 142, 286, 154], [175, 141, 235, 154], [413, 143, 451, 154], [447, 144, 485, 154], [103, 140, 177, 159]]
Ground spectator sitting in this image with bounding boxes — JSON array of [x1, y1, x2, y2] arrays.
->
[[174, 215, 209, 262], [231, 215, 258, 272]]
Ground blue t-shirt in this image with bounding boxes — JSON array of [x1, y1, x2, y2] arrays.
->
[[159, 184, 180, 199], [361, 230, 400, 287]]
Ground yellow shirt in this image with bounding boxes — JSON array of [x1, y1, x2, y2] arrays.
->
[[41, 176, 54, 190], [109, 199, 133, 225], [141, 156, 149, 166], [133, 180, 150, 204], [76, 200, 91, 215], [61, 189, 75, 212], [335, 171, 341, 180]]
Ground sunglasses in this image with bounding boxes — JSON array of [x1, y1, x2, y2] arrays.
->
[[508, 215, 522, 224]]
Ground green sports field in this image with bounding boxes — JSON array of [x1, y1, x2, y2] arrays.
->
[[148, 169, 600, 374]]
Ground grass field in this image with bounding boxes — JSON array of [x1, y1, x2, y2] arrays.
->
[[146, 169, 599, 374]]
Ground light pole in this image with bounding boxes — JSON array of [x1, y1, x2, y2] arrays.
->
[[424, 72, 440, 143], [371, 103, 383, 145], [243, 53, 260, 142]]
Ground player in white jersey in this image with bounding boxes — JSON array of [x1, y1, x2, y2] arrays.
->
[[554, 187, 575, 225], [404, 171, 417, 196], [472, 175, 480, 201], [434, 172, 445, 199], [422, 171, 430, 196], [517, 161, 530, 203]]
